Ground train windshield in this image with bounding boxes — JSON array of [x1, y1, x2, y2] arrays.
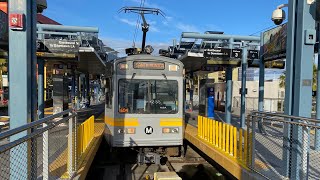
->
[[118, 79, 178, 114]]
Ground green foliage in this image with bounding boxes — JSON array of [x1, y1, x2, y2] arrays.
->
[[279, 64, 317, 91]]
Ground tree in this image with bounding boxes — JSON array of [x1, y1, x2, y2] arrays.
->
[[279, 64, 317, 91]]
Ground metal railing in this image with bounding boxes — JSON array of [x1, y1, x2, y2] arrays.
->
[[0, 109, 77, 180], [248, 111, 320, 180], [233, 97, 285, 112], [197, 115, 251, 168]]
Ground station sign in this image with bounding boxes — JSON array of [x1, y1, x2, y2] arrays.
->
[[204, 48, 242, 59], [231, 49, 242, 59], [248, 59, 285, 69], [204, 48, 231, 58], [248, 50, 259, 60], [37, 39, 80, 60]]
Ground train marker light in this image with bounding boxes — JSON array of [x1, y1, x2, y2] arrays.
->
[[162, 128, 179, 134]]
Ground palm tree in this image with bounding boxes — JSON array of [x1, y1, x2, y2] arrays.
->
[[279, 73, 286, 88], [279, 63, 317, 90]]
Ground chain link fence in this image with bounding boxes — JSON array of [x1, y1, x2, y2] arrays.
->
[[248, 112, 320, 180], [0, 110, 77, 180]]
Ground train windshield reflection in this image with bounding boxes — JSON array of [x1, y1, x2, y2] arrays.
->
[[118, 79, 178, 114]]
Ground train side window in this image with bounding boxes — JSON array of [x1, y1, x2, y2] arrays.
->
[[106, 78, 112, 109]]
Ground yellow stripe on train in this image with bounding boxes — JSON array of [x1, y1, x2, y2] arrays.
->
[[105, 116, 139, 127], [160, 118, 183, 127]]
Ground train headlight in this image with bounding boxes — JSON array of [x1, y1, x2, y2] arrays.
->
[[162, 128, 179, 134], [118, 128, 136, 134], [118, 63, 128, 70], [169, 65, 179, 72]]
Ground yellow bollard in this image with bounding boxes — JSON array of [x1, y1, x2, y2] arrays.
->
[[212, 120, 216, 146], [239, 129, 243, 161], [219, 122, 222, 149], [198, 116, 201, 137], [209, 119, 213, 144], [215, 121, 219, 147], [234, 127, 237, 158], [244, 130, 248, 164], [226, 124, 230, 154], [230, 125, 233, 156], [222, 123, 226, 151]]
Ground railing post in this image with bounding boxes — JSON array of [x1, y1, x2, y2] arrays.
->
[[74, 110, 78, 170], [250, 114, 256, 169], [42, 124, 49, 180], [68, 111, 74, 178]]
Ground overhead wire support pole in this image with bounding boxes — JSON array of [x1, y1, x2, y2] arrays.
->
[[225, 38, 234, 124], [240, 45, 248, 128], [119, 6, 165, 53], [258, 33, 266, 134]]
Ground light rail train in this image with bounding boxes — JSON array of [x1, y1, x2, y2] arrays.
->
[[104, 54, 184, 164]]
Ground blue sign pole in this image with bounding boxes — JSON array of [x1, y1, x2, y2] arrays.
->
[[207, 87, 215, 118]]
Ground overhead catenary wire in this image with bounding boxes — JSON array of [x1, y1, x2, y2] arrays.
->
[[132, 0, 146, 47], [249, 25, 277, 36]]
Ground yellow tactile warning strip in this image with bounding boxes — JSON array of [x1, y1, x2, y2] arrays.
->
[[184, 124, 259, 180], [74, 113, 105, 180]]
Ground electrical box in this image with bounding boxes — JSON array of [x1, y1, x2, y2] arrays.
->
[[53, 75, 69, 114], [305, 29, 316, 45]]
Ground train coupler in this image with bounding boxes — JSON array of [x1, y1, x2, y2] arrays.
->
[[138, 152, 161, 165]]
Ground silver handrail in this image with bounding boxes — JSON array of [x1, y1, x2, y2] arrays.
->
[[0, 109, 72, 140], [251, 111, 320, 124], [0, 114, 75, 154]]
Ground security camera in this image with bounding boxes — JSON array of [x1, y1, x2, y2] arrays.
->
[[272, 9, 286, 25], [37, 0, 47, 13]]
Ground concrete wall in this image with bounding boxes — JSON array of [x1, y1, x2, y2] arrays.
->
[[232, 80, 285, 113]]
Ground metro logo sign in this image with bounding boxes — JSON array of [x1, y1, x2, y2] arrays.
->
[[9, 13, 24, 30]]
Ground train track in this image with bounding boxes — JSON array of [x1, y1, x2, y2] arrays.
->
[[87, 142, 225, 180]]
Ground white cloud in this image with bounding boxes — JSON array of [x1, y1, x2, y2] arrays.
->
[[118, 18, 137, 27], [176, 23, 200, 33], [117, 17, 159, 32]]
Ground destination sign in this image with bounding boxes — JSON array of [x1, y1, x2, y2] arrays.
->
[[133, 61, 165, 70], [204, 48, 231, 58], [248, 59, 285, 69]]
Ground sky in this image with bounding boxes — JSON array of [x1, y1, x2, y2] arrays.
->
[[43, 0, 288, 56]]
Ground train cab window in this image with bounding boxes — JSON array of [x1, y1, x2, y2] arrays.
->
[[118, 79, 178, 114]]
